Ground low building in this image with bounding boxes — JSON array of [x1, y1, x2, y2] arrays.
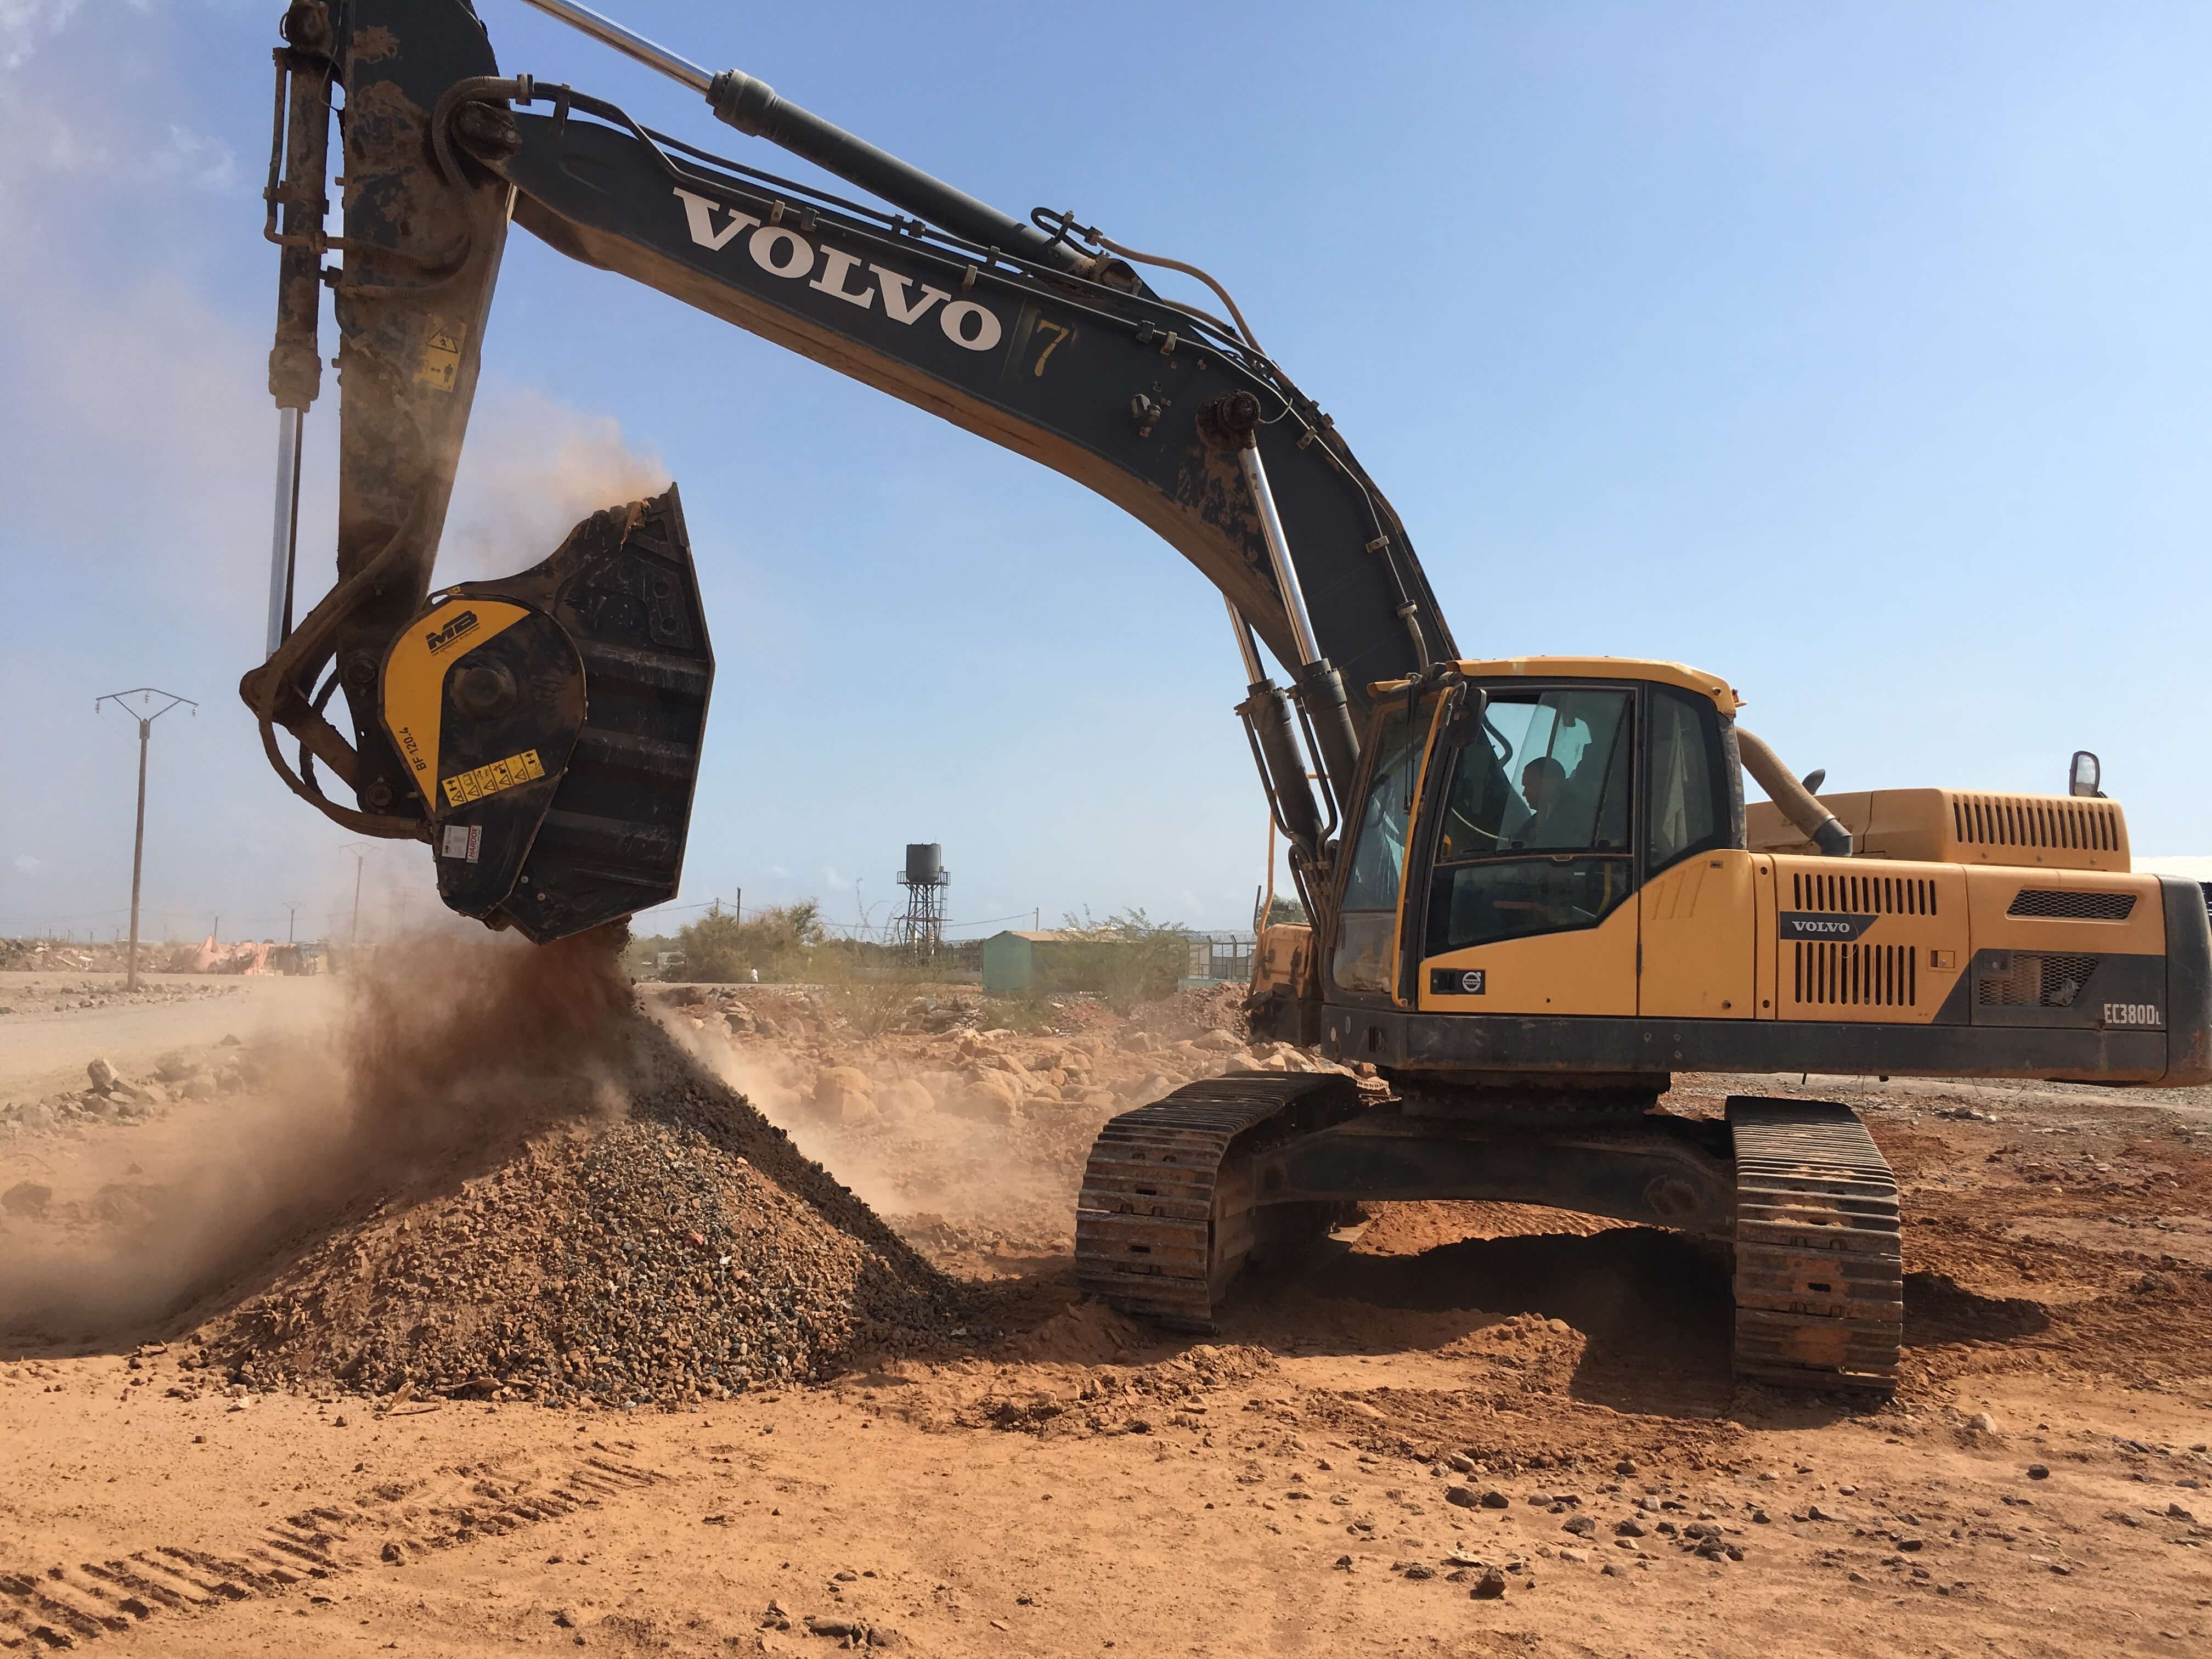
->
[[984, 927, 1254, 996], [980, 930, 1073, 994]]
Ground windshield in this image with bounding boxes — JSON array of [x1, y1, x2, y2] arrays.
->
[[1435, 689, 1633, 861]]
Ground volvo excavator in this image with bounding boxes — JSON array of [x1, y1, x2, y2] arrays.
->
[[244, 0, 2212, 1391]]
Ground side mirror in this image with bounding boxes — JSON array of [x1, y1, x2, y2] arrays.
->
[[1436, 684, 1491, 749], [2069, 749, 2103, 799]]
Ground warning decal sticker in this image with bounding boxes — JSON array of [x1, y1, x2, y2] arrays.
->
[[415, 323, 466, 391], [441, 748, 545, 809]]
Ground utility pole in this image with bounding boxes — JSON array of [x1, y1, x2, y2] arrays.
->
[[343, 844, 374, 946], [284, 901, 301, 943], [94, 687, 196, 992]]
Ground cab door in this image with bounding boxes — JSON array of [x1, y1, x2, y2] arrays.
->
[[1638, 686, 1757, 1018], [1415, 683, 1640, 1016]]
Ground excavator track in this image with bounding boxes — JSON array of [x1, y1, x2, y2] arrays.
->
[[1726, 1096, 1904, 1391], [1075, 1073, 1359, 1331]]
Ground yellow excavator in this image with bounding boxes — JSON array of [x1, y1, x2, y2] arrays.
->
[[244, 0, 2212, 1390]]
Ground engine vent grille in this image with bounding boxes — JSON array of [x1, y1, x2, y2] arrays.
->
[[2006, 888, 2136, 922], [1952, 794, 2121, 854], [1791, 871, 1939, 915], [1792, 941, 1918, 1007], [1976, 952, 2100, 1009]]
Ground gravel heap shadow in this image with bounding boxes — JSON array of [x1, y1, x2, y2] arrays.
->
[[215, 1020, 961, 1403]]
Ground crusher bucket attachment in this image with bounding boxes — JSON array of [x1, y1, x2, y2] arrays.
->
[[377, 486, 715, 943]]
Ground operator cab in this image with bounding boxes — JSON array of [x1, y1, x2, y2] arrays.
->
[[1331, 659, 1740, 1014]]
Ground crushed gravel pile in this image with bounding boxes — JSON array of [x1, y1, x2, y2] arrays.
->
[[211, 1020, 963, 1405]]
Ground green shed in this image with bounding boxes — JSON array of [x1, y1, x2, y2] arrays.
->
[[980, 929, 1071, 994]]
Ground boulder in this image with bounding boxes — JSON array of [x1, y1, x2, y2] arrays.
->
[[813, 1066, 878, 1124], [181, 1076, 218, 1102], [1195, 1029, 1244, 1053], [876, 1077, 936, 1119], [153, 1051, 194, 1083], [86, 1056, 119, 1092], [954, 1069, 1022, 1124]]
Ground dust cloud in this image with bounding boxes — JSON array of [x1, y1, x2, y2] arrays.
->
[[0, 928, 637, 1350], [440, 387, 672, 583], [648, 1007, 1069, 1238]]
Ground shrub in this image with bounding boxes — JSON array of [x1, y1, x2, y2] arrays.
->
[[676, 901, 825, 982], [1047, 907, 1188, 1013]]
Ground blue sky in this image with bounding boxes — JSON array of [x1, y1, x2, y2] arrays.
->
[[2, 1, 2207, 945]]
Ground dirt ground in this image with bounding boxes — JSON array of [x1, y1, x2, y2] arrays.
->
[[0, 969, 333, 1104], [2, 974, 2209, 1657]]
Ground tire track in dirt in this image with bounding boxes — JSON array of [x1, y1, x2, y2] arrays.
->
[[0, 1453, 661, 1650]]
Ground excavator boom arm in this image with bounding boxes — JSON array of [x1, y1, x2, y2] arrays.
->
[[483, 93, 1450, 706]]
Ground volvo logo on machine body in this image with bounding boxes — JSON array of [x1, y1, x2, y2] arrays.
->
[[1778, 911, 1878, 942], [673, 188, 1005, 352]]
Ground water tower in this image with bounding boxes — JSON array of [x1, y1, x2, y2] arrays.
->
[[895, 843, 950, 962]]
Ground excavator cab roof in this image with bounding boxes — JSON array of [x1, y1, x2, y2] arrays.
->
[[1369, 657, 1740, 717]]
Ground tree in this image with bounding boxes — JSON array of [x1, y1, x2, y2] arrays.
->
[[1051, 907, 1190, 1012], [1262, 896, 1309, 927], [676, 900, 825, 982]]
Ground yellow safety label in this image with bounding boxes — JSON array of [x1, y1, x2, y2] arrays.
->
[[441, 748, 545, 808], [415, 324, 465, 391]]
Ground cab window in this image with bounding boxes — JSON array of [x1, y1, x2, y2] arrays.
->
[[1333, 702, 1425, 994], [1425, 689, 1635, 954], [1646, 685, 1728, 872]]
